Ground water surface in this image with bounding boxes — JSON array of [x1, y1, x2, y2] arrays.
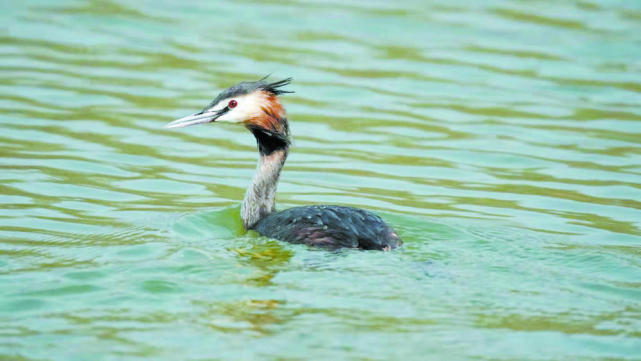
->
[[1, 0, 641, 360]]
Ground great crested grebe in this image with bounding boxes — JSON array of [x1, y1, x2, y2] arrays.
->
[[166, 77, 401, 250]]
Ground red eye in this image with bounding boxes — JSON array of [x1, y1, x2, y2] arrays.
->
[[228, 100, 237, 108]]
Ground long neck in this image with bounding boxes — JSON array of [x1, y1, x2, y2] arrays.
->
[[241, 127, 289, 229]]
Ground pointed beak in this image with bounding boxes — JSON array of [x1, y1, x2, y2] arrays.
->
[[165, 111, 218, 129]]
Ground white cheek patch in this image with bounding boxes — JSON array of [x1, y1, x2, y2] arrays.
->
[[214, 92, 267, 124]]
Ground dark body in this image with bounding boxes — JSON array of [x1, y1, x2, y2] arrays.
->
[[253, 205, 402, 250]]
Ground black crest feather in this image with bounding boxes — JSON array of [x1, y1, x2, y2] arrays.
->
[[259, 76, 294, 96], [204, 76, 293, 111]]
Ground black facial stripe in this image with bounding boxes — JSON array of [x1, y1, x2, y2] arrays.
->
[[213, 106, 230, 119]]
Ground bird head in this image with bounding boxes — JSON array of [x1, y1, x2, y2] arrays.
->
[[166, 77, 292, 143]]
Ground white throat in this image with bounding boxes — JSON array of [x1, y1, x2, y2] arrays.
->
[[241, 148, 288, 229]]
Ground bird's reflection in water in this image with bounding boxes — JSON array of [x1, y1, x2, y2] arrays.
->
[[199, 298, 287, 335], [190, 241, 294, 335], [229, 239, 294, 286]]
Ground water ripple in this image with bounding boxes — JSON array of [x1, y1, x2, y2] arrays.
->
[[1, 0, 640, 359]]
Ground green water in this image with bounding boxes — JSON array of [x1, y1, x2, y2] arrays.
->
[[1, 0, 641, 360]]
